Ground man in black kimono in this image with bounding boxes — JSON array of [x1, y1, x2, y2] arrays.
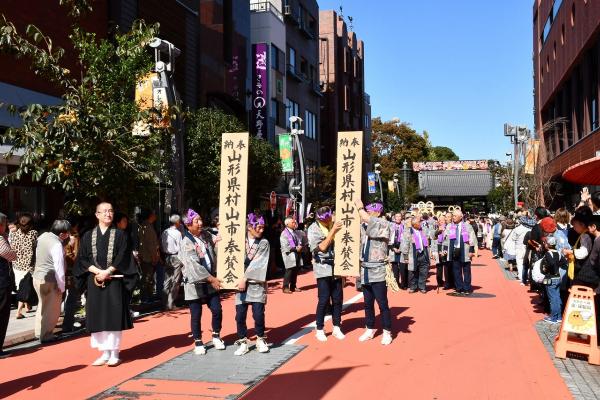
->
[[74, 202, 138, 367]]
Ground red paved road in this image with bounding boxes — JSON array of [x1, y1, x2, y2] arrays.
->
[[0, 250, 572, 399]]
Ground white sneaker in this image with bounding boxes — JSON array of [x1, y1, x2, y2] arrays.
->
[[315, 329, 328, 342], [193, 344, 207, 355], [381, 330, 392, 346], [212, 336, 226, 350], [332, 326, 345, 340], [256, 337, 269, 353], [358, 328, 375, 342], [234, 340, 249, 356]]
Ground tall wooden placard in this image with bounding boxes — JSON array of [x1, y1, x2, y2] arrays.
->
[[217, 132, 249, 290], [334, 131, 363, 277], [554, 285, 600, 365]]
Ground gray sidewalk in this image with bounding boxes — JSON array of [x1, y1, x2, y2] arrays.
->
[[496, 258, 600, 400], [4, 306, 38, 348]]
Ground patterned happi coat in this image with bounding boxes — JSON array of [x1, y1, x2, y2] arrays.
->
[[360, 217, 391, 284], [236, 236, 270, 305]]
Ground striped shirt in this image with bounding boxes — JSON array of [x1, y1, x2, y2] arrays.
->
[[0, 234, 17, 262]]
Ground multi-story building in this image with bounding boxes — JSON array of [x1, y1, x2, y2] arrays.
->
[[249, 0, 321, 184], [284, 0, 321, 178], [318, 10, 369, 170], [0, 0, 251, 220], [533, 0, 600, 207]]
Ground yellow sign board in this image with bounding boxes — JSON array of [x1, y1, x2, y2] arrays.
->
[[334, 131, 363, 277], [216, 132, 250, 290], [135, 72, 170, 129], [563, 296, 596, 336]]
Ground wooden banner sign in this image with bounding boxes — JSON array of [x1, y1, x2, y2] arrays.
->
[[554, 285, 600, 365], [217, 132, 249, 290], [334, 131, 363, 277]]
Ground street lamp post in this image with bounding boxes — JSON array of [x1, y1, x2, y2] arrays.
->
[[393, 173, 400, 199], [402, 159, 409, 208], [374, 163, 383, 202], [149, 37, 183, 213], [504, 124, 530, 210], [288, 116, 307, 222]]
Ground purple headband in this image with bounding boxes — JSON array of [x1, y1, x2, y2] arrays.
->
[[183, 208, 199, 225], [316, 209, 333, 222], [247, 213, 265, 228], [365, 203, 384, 213]]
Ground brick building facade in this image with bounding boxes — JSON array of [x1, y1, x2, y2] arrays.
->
[[533, 0, 600, 206], [318, 10, 370, 170], [0, 0, 250, 220]]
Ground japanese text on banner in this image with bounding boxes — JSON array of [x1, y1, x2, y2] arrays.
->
[[334, 131, 363, 277], [217, 132, 249, 290]]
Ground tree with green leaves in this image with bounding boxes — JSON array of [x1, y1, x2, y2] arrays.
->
[[428, 146, 459, 161], [306, 165, 336, 209], [0, 2, 170, 213], [371, 117, 430, 178], [487, 159, 512, 212], [184, 107, 282, 215]]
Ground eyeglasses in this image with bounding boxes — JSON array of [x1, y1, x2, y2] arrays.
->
[[96, 209, 114, 215]]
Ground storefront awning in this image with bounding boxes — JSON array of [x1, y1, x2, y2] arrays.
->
[[562, 156, 600, 185]]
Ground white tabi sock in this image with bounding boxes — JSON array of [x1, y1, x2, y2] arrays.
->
[[110, 350, 119, 360], [101, 350, 110, 360]]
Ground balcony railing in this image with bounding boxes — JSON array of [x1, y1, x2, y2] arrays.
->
[[250, 2, 283, 21]]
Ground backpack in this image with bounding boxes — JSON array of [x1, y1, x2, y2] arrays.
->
[[531, 258, 546, 284]]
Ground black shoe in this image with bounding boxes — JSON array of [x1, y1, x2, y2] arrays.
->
[[463, 290, 473, 296], [420, 289, 427, 294], [408, 289, 417, 293], [0, 350, 11, 359], [447, 290, 463, 297], [40, 335, 61, 344]]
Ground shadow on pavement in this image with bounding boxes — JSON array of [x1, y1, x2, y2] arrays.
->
[[242, 363, 367, 400], [0, 364, 86, 398], [341, 307, 412, 336], [120, 333, 190, 363]]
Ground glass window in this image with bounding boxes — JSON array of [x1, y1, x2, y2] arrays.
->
[[304, 110, 317, 140], [542, 15, 551, 44], [553, 0, 563, 17], [286, 98, 299, 129], [300, 57, 308, 76], [288, 47, 296, 70], [269, 99, 279, 125], [271, 44, 279, 70], [591, 97, 598, 131]]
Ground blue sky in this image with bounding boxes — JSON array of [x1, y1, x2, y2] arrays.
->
[[317, 0, 534, 161]]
